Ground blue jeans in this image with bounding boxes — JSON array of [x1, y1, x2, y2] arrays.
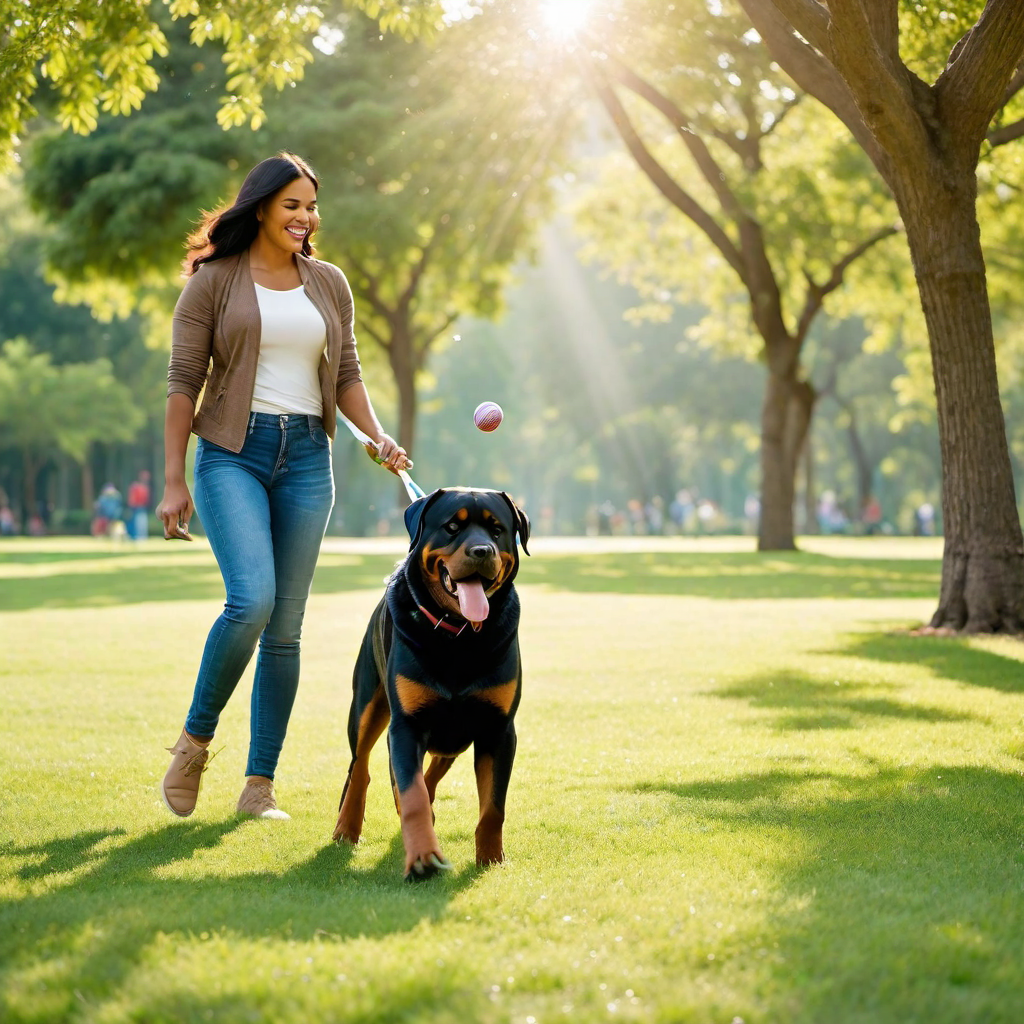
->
[[184, 413, 334, 779]]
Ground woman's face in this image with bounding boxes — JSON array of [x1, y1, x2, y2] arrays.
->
[[256, 175, 319, 255]]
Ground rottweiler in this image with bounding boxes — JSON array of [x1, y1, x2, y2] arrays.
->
[[332, 487, 530, 880]]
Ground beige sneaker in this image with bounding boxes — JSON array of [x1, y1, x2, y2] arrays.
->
[[236, 775, 290, 820], [161, 730, 215, 817]]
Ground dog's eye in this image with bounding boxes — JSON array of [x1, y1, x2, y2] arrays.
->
[[490, 523, 505, 538], [444, 520, 461, 535]]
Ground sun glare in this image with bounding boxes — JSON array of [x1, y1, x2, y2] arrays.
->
[[540, 0, 593, 39]]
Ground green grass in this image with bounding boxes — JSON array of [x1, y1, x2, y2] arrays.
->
[[3, 535, 1024, 1023]]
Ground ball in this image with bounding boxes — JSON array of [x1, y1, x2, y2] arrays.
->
[[473, 401, 503, 432]]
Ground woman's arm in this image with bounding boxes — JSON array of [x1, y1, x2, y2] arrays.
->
[[337, 381, 409, 473], [158, 270, 215, 539], [156, 393, 196, 539]]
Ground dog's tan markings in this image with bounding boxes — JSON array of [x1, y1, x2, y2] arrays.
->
[[399, 770, 447, 877], [333, 690, 390, 844], [456, 507, 469, 521], [475, 754, 504, 865], [395, 674, 441, 715], [493, 551, 515, 589], [475, 678, 518, 716], [421, 545, 444, 580], [424, 754, 457, 803], [482, 509, 497, 523]]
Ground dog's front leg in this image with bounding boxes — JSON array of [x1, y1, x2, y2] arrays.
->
[[389, 717, 452, 880], [475, 722, 517, 866]]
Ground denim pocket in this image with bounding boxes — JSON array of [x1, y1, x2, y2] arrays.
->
[[310, 425, 331, 448]]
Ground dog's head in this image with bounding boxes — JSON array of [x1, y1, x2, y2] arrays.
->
[[403, 488, 530, 631]]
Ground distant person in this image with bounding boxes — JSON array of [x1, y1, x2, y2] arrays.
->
[[862, 495, 882, 536], [126, 470, 152, 541], [915, 502, 936, 536], [743, 493, 760, 535], [157, 152, 408, 821], [0, 503, 16, 536], [92, 483, 123, 537]]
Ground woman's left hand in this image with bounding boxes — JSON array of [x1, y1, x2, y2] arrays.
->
[[365, 433, 410, 474]]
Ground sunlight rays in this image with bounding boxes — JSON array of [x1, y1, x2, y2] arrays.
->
[[540, 0, 594, 40]]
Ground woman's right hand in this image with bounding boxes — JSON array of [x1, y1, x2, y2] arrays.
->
[[156, 481, 195, 541]]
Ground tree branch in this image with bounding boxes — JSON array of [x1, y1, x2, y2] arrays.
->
[[736, 0, 887, 171], [345, 255, 395, 325], [599, 52, 746, 219], [935, 0, 1024, 153], [1001, 64, 1024, 105], [988, 115, 1024, 147], [583, 60, 748, 285], [824, 0, 933, 163], [770, 0, 831, 54], [794, 223, 901, 344], [356, 317, 390, 352]]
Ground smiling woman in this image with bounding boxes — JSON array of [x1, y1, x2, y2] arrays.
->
[[155, 152, 411, 824]]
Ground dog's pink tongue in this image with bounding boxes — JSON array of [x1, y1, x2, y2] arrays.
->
[[457, 579, 490, 624]]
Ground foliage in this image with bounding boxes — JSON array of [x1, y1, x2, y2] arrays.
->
[[0, 0, 450, 167], [0, 337, 143, 465]]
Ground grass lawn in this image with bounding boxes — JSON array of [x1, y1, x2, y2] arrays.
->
[[2, 535, 1024, 1023]]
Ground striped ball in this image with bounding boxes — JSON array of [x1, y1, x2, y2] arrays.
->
[[473, 401, 503, 432]]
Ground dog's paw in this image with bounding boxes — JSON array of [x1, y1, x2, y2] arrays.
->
[[404, 852, 454, 882], [332, 818, 361, 845]]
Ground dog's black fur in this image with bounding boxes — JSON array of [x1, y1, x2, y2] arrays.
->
[[332, 487, 530, 879]]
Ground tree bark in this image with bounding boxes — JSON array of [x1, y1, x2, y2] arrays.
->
[[899, 180, 1024, 632], [759, 367, 814, 550]]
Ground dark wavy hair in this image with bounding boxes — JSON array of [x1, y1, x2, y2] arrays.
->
[[184, 152, 320, 276]]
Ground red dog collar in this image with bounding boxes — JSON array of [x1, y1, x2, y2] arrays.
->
[[416, 603, 468, 636]]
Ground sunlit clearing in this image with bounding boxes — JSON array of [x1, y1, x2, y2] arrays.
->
[[540, 0, 593, 39]]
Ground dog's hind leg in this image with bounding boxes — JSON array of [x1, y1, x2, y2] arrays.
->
[[333, 687, 389, 845], [423, 754, 457, 804]]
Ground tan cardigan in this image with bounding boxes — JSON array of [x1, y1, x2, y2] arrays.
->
[[167, 249, 363, 453]]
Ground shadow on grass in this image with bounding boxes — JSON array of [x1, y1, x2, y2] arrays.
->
[[640, 763, 1024, 1021], [2, 549, 942, 612], [708, 668, 978, 732], [519, 550, 941, 599], [1, 817, 483, 1021], [832, 632, 1024, 694], [0, 554, 401, 612]]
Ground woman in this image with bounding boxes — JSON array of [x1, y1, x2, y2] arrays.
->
[[157, 153, 407, 820]]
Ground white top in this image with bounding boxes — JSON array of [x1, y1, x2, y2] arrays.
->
[[250, 283, 327, 416]]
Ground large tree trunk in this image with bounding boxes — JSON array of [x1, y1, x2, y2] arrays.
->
[[901, 184, 1024, 632], [759, 368, 814, 551]]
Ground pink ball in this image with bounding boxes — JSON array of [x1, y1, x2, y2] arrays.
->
[[473, 401, 503, 432]]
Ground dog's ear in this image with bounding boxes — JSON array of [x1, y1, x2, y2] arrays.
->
[[500, 492, 531, 555], [404, 489, 444, 550]]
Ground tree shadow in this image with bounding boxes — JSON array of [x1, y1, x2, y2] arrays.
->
[[829, 631, 1024, 694], [519, 550, 940, 599], [637, 762, 1024, 1021], [707, 669, 977, 732], [1, 816, 482, 1021], [0, 554, 400, 612]]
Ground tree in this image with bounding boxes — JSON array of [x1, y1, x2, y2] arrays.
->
[[24, 5, 570, 473], [273, 9, 571, 456], [731, 0, 1024, 629], [0, 0, 445, 165], [572, 0, 900, 549], [0, 339, 143, 518]]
